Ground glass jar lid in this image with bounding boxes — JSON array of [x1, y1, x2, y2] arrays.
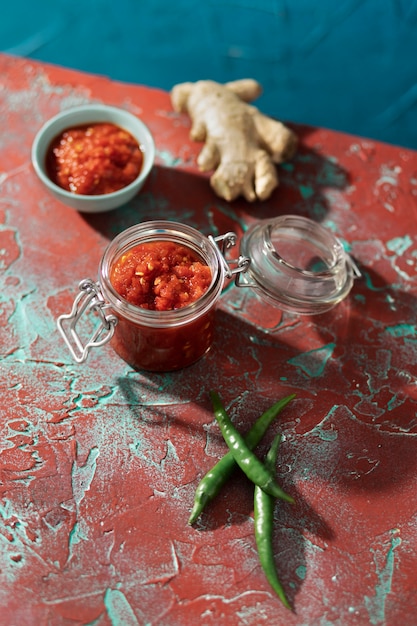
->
[[238, 215, 360, 314]]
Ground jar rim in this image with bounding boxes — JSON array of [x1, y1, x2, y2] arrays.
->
[[99, 220, 225, 327]]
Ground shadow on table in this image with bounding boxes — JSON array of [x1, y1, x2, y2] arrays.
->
[[81, 131, 351, 241], [84, 134, 413, 608], [117, 364, 333, 610], [309, 262, 417, 488], [114, 256, 416, 608]]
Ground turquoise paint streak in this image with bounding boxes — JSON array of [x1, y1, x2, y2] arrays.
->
[[386, 235, 413, 256], [67, 447, 100, 560], [364, 530, 401, 625], [288, 343, 335, 377], [299, 184, 314, 199], [385, 323, 416, 338], [8, 293, 38, 353], [310, 201, 327, 221], [156, 149, 183, 167], [322, 219, 337, 233], [71, 447, 100, 507], [67, 521, 88, 553], [362, 271, 386, 292], [104, 588, 139, 626], [311, 414, 338, 442]]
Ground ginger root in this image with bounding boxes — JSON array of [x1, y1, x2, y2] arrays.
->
[[170, 79, 297, 202]]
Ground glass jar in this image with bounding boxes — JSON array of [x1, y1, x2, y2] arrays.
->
[[58, 221, 231, 371], [57, 216, 360, 371]]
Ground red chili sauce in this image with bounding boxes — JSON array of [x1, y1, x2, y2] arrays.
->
[[110, 241, 212, 311], [46, 123, 143, 195], [109, 240, 214, 371]]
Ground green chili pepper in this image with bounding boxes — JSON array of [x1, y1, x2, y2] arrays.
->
[[254, 434, 291, 609], [210, 391, 294, 503], [188, 393, 295, 525]]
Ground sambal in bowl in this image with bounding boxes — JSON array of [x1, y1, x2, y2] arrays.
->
[[31, 104, 155, 213]]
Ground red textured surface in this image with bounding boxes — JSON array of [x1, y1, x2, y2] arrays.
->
[[1, 54, 417, 626]]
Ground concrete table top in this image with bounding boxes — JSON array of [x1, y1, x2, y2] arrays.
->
[[1, 53, 416, 626]]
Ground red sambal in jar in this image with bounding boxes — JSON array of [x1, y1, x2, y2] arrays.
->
[[46, 123, 143, 195], [110, 241, 212, 311], [107, 238, 215, 371]]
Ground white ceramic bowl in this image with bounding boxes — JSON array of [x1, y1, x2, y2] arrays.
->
[[31, 104, 155, 213]]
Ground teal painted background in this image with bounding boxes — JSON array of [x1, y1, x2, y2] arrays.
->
[[2, 0, 417, 150]]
